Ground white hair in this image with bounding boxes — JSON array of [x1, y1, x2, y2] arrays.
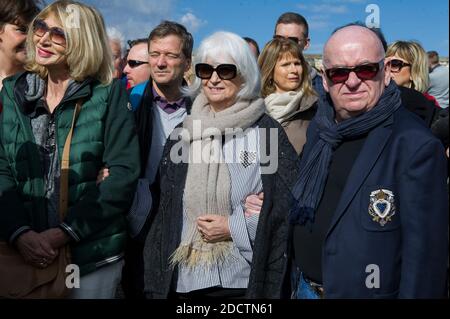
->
[[185, 31, 261, 100], [107, 26, 126, 57]]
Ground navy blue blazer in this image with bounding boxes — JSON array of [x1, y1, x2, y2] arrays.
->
[[298, 106, 448, 298]]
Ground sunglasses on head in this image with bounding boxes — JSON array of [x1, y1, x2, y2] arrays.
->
[[127, 60, 149, 68], [325, 60, 384, 84], [273, 34, 305, 44], [33, 19, 66, 46], [195, 63, 238, 80], [389, 59, 411, 73]]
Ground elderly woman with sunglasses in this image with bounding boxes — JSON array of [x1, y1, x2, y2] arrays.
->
[[144, 31, 298, 299], [0, 1, 139, 299]]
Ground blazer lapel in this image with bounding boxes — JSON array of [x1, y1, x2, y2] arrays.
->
[[326, 118, 394, 238]]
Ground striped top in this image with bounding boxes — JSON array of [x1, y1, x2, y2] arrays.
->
[[176, 126, 263, 293]]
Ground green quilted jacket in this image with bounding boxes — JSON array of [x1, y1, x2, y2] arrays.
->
[[0, 72, 140, 275]]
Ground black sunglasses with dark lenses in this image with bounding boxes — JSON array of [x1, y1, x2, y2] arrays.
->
[[389, 59, 411, 72], [195, 63, 238, 80], [127, 60, 149, 68], [325, 60, 384, 84], [33, 19, 66, 45]]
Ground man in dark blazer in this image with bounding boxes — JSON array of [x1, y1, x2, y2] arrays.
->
[[121, 21, 193, 299], [287, 24, 448, 298]]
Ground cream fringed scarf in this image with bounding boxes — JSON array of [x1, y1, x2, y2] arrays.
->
[[170, 93, 265, 269]]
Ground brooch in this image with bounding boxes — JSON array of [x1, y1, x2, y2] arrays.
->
[[368, 189, 396, 226]]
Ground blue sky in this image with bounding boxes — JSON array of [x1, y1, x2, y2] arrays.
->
[[74, 0, 448, 56]]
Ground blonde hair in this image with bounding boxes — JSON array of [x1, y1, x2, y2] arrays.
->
[[25, 0, 113, 85], [258, 37, 316, 98], [386, 41, 429, 93]]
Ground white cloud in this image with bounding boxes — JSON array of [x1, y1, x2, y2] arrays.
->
[[297, 0, 367, 15], [305, 14, 332, 30], [324, 0, 366, 3], [297, 3, 348, 14], [180, 12, 207, 33], [86, 0, 174, 16], [81, 0, 176, 43], [79, 1, 205, 44], [309, 18, 331, 30]]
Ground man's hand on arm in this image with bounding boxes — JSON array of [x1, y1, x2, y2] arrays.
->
[[244, 192, 264, 217]]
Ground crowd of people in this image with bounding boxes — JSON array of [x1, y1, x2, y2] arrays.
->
[[0, 0, 448, 299]]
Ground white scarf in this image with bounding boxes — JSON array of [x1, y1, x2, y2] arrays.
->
[[265, 90, 313, 124]]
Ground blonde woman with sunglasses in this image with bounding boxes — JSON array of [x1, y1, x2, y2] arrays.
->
[[0, 0, 139, 299], [386, 41, 440, 126]]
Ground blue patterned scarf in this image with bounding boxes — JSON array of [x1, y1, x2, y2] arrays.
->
[[289, 81, 401, 225]]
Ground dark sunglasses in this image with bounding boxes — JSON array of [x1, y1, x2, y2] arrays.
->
[[33, 19, 66, 45], [195, 63, 238, 80], [273, 34, 305, 44], [389, 59, 411, 73], [127, 60, 149, 68], [325, 60, 384, 84]]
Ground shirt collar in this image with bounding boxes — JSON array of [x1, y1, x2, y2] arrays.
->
[[152, 86, 186, 110]]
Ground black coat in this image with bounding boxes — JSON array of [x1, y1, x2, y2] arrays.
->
[[399, 86, 438, 128], [431, 107, 449, 147], [144, 114, 298, 298]]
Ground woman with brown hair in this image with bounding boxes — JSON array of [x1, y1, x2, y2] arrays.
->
[[258, 37, 317, 155], [242, 38, 319, 219]]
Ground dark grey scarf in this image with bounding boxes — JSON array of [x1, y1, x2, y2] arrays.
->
[[289, 80, 401, 225]]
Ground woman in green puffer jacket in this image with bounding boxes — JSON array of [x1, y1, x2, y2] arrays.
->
[[0, 0, 140, 299]]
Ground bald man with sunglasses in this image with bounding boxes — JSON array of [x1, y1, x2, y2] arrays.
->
[[281, 24, 448, 299]]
